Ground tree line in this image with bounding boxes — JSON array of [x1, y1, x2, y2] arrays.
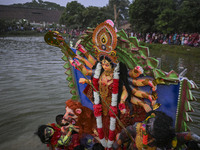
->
[[59, 0, 199, 34], [59, 0, 130, 29], [129, 0, 200, 34], [1, 0, 200, 34]]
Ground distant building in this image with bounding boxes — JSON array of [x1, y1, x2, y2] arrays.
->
[[0, 5, 64, 27]]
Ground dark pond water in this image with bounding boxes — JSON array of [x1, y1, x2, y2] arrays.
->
[[0, 36, 199, 150]]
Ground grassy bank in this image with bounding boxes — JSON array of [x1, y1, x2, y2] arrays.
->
[[140, 42, 200, 57]]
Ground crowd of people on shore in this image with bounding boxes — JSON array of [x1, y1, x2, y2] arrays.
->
[[64, 29, 200, 47], [128, 32, 200, 47], [66, 29, 200, 47], [63, 29, 200, 48], [6, 24, 199, 47]]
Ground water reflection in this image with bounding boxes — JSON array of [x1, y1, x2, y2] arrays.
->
[[0, 36, 71, 150], [150, 47, 200, 135], [0, 37, 199, 149]]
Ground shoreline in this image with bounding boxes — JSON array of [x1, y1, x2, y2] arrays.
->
[[0, 31, 45, 37], [141, 42, 200, 57], [1, 31, 199, 57]]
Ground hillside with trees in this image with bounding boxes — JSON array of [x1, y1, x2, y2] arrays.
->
[[10, 0, 65, 11], [1, 0, 199, 35]]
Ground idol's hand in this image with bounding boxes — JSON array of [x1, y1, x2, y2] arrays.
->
[[79, 78, 86, 84], [143, 103, 152, 112], [149, 80, 157, 92]]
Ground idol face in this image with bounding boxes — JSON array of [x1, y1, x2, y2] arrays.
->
[[63, 107, 78, 125], [101, 59, 112, 72]]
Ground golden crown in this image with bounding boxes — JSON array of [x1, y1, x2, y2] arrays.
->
[[92, 21, 118, 63]]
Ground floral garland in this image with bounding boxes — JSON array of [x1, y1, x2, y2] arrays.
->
[[140, 124, 148, 149], [140, 113, 156, 149], [93, 62, 120, 148]]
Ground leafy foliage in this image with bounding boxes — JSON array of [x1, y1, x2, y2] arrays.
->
[[59, 1, 85, 28], [59, 0, 129, 29], [155, 8, 176, 34], [129, 0, 200, 33], [176, 0, 200, 32], [129, 0, 176, 33], [81, 6, 112, 28]]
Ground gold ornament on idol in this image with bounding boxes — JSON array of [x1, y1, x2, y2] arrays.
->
[[92, 21, 118, 64]]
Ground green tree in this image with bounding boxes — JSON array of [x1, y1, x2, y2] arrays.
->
[[59, 1, 85, 28], [155, 8, 176, 34], [154, 0, 177, 33], [129, 0, 157, 33], [176, 0, 200, 32], [81, 6, 113, 28], [129, 0, 176, 33], [59, 1, 130, 29]]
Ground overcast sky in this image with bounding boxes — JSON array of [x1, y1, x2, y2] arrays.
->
[[0, 0, 109, 7]]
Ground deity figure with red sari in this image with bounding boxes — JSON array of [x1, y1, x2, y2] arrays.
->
[[69, 20, 157, 149]]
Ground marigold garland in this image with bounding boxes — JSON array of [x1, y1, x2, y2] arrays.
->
[[93, 62, 120, 148]]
